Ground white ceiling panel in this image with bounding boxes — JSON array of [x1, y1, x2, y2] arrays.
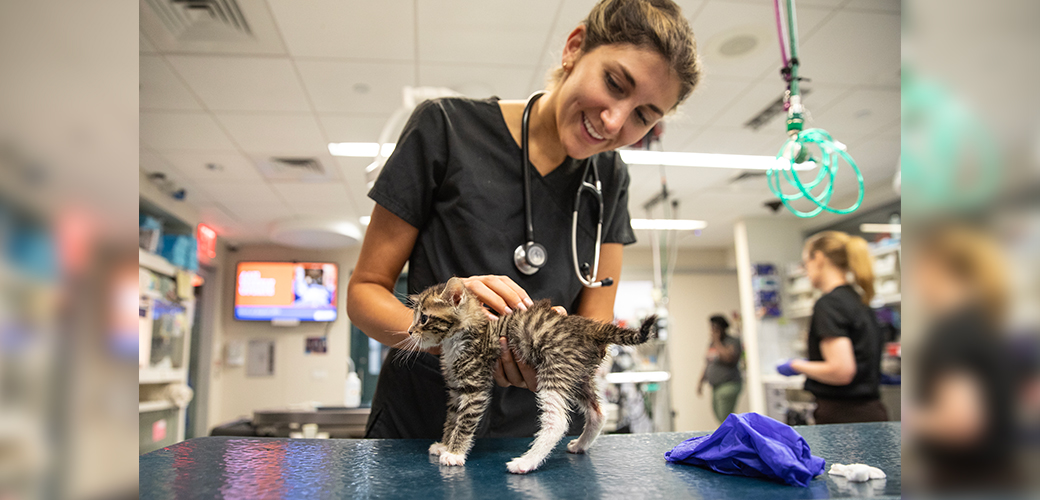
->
[[139, 0, 288, 56], [296, 60, 415, 113], [808, 88, 900, 144], [197, 180, 285, 207], [679, 125, 785, 155], [140, 55, 204, 111], [845, 0, 901, 13], [797, 10, 900, 86], [420, 64, 537, 101], [417, 0, 558, 65], [270, 182, 355, 214], [140, 32, 156, 53], [141, 112, 237, 151], [159, 151, 265, 182], [690, 2, 831, 79], [166, 56, 312, 112], [674, 77, 754, 127], [703, 79, 850, 130], [320, 114, 394, 143], [266, 0, 415, 60], [216, 113, 326, 153]]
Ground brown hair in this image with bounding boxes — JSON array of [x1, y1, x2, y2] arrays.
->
[[918, 224, 1009, 324], [805, 231, 875, 305], [550, 0, 702, 108]]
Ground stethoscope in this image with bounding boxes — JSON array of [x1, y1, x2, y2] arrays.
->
[[512, 91, 614, 289]]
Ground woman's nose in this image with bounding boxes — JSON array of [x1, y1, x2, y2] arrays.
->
[[600, 106, 626, 136]]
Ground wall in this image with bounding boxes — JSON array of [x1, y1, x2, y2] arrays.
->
[[210, 243, 361, 426]]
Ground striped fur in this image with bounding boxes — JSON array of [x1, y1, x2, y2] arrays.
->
[[405, 278, 657, 474]]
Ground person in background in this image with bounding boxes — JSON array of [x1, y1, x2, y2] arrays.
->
[[777, 231, 887, 424], [905, 224, 1020, 492], [697, 314, 742, 423]]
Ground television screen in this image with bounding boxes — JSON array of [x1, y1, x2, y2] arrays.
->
[[234, 262, 338, 322]]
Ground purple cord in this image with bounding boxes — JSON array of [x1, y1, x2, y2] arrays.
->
[[774, 0, 788, 67]]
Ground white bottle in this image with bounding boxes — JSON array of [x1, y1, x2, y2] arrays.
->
[[345, 371, 361, 408]]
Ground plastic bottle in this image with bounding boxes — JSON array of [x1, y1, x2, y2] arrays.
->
[[345, 371, 361, 408]]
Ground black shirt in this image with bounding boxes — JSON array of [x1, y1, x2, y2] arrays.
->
[[364, 96, 636, 439], [805, 285, 883, 399]]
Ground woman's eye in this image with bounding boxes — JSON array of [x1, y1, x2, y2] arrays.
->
[[420, 314, 429, 324], [605, 72, 622, 92], [636, 109, 648, 125]]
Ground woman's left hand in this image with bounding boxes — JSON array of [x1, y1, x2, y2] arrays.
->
[[492, 306, 567, 391]]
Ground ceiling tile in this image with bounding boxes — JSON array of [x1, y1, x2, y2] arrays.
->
[[419, 64, 536, 100], [140, 112, 237, 151], [270, 182, 355, 213], [703, 80, 851, 130], [844, 0, 901, 13], [296, 60, 415, 114], [417, 0, 558, 65], [320, 114, 394, 143], [266, 0, 415, 60], [139, 0, 288, 56], [807, 88, 900, 144], [166, 56, 312, 112], [690, 2, 831, 79], [140, 32, 156, 53], [674, 77, 754, 128], [680, 126, 785, 155], [140, 55, 203, 111], [216, 113, 326, 153], [197, 180, 284, 207], [797, 10, 900, 86], [159, 151, 265, 182]]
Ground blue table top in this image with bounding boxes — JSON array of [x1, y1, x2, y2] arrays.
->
[[140, 421, 900, 499]]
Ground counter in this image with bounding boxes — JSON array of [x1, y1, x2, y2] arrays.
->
[[140, 421, 900, 499]]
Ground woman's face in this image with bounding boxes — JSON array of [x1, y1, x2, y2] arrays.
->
[[803, 248, 825, 289], [555, 35, 682, 159]]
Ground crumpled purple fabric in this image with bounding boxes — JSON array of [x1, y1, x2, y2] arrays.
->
[[664, 412, 825, 487]]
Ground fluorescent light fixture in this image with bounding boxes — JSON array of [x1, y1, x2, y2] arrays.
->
[[631, 218, 707, 230], [860, 223, 901, 233], [328, 142, 397, 158], [359, 216, 371, 226]]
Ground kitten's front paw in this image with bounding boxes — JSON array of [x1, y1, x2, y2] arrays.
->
[[566, 439, 587, 454], [506, 456, 540, 474], [429, 442, 447, 456], [439, 452, 466, 466]]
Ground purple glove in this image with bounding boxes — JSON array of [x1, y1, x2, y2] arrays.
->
[[776, 359, 799, 376]]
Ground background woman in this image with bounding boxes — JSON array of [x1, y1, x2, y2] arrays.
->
[[697, 314, 742, 423], [777, 231, 887, 424]]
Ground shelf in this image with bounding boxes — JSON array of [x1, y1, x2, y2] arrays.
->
[[139, 400, 176, 413], [139, 248, 178, 277], [604, 371, 670, 384], [140, 367, 188, 384]]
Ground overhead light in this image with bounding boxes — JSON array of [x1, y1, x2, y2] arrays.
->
[[860, 223, 901, 233], [328, 142, 395, 157], [619, 150, 814, 170], [631, 219, 707, 230], [359, 216, 370, 226]]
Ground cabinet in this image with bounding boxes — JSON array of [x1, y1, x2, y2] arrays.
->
[[139, 248, 194, 454]]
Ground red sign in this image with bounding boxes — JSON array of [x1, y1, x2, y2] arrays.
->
[[197, 223, 217, 263]]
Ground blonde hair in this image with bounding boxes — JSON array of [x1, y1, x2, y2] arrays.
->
[[550, 0, 702, 108], [919, 224, 1009, 324], [805, 231, 875, 305]]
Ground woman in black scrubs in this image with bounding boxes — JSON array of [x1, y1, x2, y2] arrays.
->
[[346, 0, 702, 439], [777, 231, 887, 424]]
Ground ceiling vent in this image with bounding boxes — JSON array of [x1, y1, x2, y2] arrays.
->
[[142, 0, 252, 42], [743, 88, 812, 131], [255, 157, 333, 182]]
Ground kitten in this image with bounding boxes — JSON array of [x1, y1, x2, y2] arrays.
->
[[403, 277, 657, 474]]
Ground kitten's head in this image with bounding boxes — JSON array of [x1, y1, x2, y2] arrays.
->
[[407, 278, 484, 348]]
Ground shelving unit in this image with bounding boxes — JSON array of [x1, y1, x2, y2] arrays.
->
[[139, 246, 195, 454]]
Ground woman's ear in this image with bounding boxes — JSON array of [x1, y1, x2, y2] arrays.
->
[[561, 24, 586, 68]]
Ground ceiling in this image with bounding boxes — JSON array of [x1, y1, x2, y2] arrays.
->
[[139, 0, 900, 249]]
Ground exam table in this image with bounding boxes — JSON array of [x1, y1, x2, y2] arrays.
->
[[140, 421, 900, 499]]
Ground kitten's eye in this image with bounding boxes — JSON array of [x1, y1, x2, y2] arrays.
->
[[420, 313, 429, 324]]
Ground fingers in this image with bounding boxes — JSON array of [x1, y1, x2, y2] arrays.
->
[[516, 357, 538, 392], [498, 277, 534, 310], [551, 306, 568, 316], [463, 275, 532, 316], [493, 359, 509, 387], [498, 337, 527, 389]]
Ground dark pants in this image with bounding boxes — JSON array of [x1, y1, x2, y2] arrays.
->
[[813, 397, 888, 424]]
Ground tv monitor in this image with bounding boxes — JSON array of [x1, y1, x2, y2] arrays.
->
[[234, 262, 338, 322]]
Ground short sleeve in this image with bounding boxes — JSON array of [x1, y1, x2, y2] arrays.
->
[[368, 99, 449, 229], [811, 295, 850, 339], [603, 153, 637, 245]]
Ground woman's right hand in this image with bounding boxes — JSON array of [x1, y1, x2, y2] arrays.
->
[[458, 275, 534, 319]]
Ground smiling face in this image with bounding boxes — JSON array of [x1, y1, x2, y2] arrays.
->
[[554, 30, 682, 159]]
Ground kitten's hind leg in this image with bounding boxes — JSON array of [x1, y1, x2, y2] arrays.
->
[[568, 377, 605, 454], [506, 389, 570, 474]]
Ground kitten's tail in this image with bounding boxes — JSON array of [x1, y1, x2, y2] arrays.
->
[[596, 315, 658, 345]]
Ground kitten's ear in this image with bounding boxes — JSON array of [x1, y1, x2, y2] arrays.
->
[[442, 278, 466, 308]]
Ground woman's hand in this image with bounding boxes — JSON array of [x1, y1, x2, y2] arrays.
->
[[459, 275, 534, 319], [491, 301, 568, 392]]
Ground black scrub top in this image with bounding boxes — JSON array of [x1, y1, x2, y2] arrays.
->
[[805, 285, 883, 400], [365, 96, 636, 439]]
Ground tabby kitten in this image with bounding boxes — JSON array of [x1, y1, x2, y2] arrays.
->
[[404, 277, 657, 474]]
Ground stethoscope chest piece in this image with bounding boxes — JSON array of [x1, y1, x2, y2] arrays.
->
[[514, 241, 547, 275]]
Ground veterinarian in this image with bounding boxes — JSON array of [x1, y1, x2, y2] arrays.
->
[[776, 231, 888, 424], [697, 314, 743, 424], [347, 0, 701, 439]]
